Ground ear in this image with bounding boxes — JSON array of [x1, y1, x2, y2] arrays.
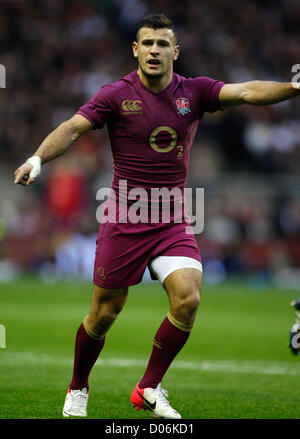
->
[[132, 41, 138, 58], [173, 45, 180, 61]]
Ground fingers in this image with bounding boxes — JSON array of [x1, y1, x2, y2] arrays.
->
[[14, 175, 35, 186], [14, 170, 27, 185], [26, 177, 36, 185], [14, 163, 34, 186], [14, 174, 29, 185]]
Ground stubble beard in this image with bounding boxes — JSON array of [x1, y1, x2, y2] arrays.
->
[[139, 61, 164, 78]]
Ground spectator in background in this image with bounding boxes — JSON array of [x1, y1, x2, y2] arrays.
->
[[45, 157, 87, 228]]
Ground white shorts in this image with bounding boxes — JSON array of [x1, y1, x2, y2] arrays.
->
[[149, 256, 203, 285]]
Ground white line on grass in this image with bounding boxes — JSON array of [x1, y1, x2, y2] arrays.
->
[[0, 351, 299, 376]]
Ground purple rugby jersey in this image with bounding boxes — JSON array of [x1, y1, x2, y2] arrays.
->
[[76, 71, 225, 287], [77, 70, 224, 228]]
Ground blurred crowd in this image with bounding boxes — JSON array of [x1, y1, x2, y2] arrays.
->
[[0, 0, 300, 287]]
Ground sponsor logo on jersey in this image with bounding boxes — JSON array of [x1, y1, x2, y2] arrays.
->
[[176, 97, 191, 115], [122, 100, 142, 114]]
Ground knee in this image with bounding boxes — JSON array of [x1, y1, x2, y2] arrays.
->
[[182, 289, 200, 313], [174, 287, 201, 315], [92, 299, 124, 323], [90, 288, 128, 326], [88, 305, 120, 336], [93, 309, 117, 329]]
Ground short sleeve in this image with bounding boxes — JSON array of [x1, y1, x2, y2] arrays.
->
[[189, 76, 225, 114], [76, 85, 116, 129]]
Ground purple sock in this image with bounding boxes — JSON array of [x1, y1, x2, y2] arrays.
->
[[70, 323, 105, 390], [139, 316, 191, 389]]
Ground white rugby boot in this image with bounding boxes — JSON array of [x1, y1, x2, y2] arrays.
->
[[62, 387, 88, 417], [131, 382, 182, 419]]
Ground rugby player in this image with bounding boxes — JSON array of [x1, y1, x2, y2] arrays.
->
[[14, 14, 300, 419]]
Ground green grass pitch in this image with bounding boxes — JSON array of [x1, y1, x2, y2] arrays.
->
[[0, 277, 299, 419]]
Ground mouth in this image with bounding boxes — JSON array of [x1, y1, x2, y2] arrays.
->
[[147, 59, 161, 66]]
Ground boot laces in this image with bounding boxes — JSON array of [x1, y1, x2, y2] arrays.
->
[[69, 389, 88, 413], [155, 383, 170, 408]]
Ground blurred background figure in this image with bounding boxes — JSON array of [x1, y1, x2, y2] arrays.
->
[[1, 0, 300, 286], [289, 297, 300, 355]]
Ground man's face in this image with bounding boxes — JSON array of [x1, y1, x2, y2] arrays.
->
[[132, 27, 180, 78]]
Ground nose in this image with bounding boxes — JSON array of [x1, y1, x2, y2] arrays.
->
[[150, 43, 159, 55]]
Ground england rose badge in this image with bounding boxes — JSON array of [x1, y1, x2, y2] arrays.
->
[[176, 97, 191, 115]]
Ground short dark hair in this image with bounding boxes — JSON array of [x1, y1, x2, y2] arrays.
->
[[136, 14, 177, 44]]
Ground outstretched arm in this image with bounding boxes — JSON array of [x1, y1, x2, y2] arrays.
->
[[14, 114, 94, 186], [219, 81, 300, 109]]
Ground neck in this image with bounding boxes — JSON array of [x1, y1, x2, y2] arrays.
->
[[137, 67, 173, 93]]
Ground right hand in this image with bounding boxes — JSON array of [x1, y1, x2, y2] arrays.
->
[[14, 162, 35, 186]]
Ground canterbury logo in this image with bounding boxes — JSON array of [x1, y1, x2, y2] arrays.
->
[[97, 266, 106, 280], [122, 100, 142, 112], [153, 339, 163, 349]]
